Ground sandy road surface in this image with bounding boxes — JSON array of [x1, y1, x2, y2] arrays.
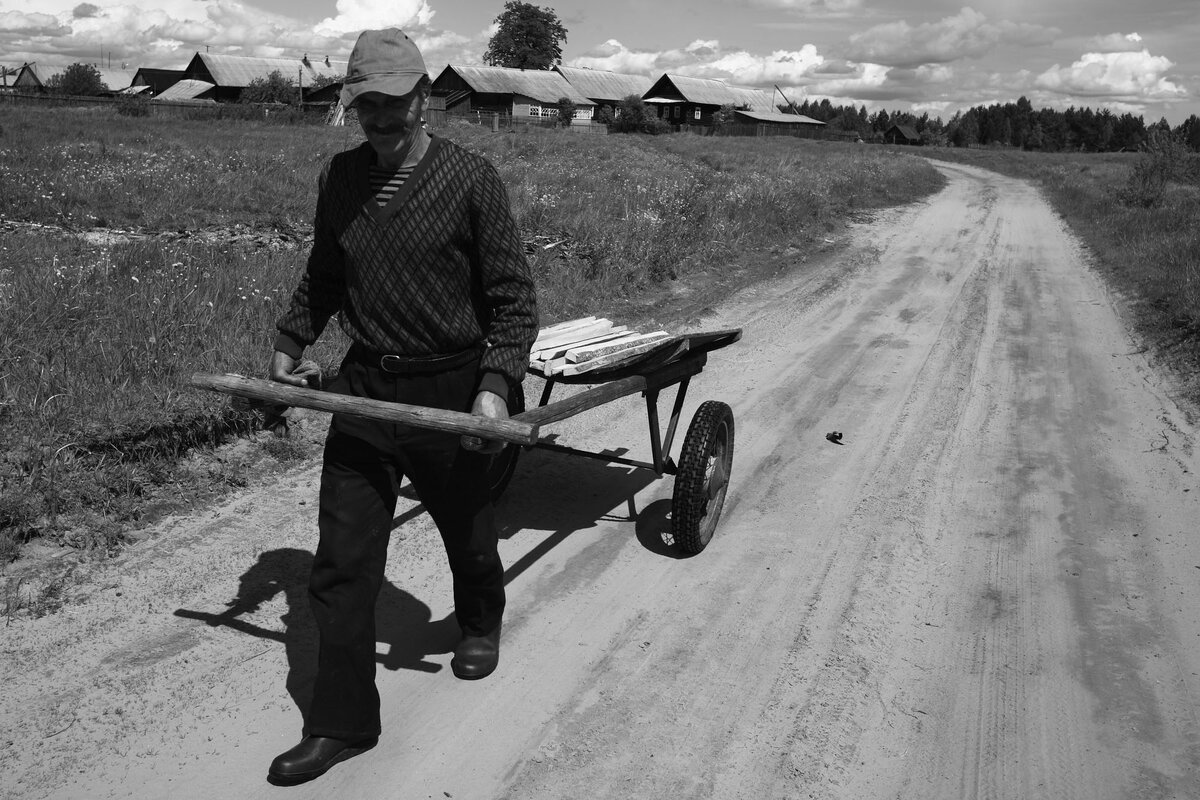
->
[[4, 161, 1200, 800]]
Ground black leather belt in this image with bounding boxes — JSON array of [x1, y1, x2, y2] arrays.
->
[[350, 344, 483, 375]]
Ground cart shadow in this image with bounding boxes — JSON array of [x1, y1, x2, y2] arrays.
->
[[495, 447, 690, 563]]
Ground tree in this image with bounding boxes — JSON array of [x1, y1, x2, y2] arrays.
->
[[555, 96, 577, 125], [484, 1, 568, 69], [46, 63, 105, 96], [711, 103, 737, 134], [241, 70, 298, 105], [609, 94, 670, 135]]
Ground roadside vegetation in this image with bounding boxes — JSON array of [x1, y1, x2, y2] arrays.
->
[[0, 106, 942, 569], [917, 135, 1200, 412]]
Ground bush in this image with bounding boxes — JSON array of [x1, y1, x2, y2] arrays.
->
[[610, 95, 672, 135], [1122, 129, 1189, 208], [116, 94, 151, 117]]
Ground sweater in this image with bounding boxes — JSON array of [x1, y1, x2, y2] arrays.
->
[[275, 136, 538, 397]]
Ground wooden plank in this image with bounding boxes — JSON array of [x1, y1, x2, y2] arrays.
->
[[532, 320, 617, 351], [189, 373, 539, 446], [512, 375, 648, 427], [533, 327, 630, 361], [566, 331, 669, 363], [532, 316, 602, 346], [560, 335, 685, 376]]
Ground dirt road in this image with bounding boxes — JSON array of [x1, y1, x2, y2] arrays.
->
[[4, 161, 1200, 800]]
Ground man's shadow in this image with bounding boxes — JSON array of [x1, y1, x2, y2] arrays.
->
[[175, 547, 458, 719], [175, 443, 682, 719]]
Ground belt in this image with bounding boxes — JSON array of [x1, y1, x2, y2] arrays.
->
[[349, 343, 483, 375]]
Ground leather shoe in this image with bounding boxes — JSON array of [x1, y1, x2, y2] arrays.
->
[[267, 734, 378, 785], [451, 623, 501, 680]]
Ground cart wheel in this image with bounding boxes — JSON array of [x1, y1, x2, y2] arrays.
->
[[485, 385, 525, 502], [672, 400, 734, 554]]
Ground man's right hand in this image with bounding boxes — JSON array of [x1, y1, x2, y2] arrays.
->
[[269, 350, 321, 388]]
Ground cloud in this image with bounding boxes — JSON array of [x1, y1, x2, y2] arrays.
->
[[0, 10, 69, 36], [314, 0, 433, 38], [845, 7, 1058, 68], [1035, 50, 1187, 102], [72, 3, 101, 18], [1085, 32, 1144, 53], [569, 38, 823, 87], [745, 0, 862, 13]]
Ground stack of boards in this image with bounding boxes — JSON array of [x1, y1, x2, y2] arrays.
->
[[528, 317, 681, 378]]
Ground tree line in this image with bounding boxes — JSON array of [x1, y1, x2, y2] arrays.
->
[[788, 95, 1200, 153]]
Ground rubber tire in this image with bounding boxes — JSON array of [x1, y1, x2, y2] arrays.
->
[[485, 385, 525, 502], [671, 400, 734, 554]]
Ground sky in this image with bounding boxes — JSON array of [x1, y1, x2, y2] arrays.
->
[[1, 0, 1197, 124]]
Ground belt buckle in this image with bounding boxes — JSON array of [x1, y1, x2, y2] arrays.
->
[[380, 354, 403, 373]]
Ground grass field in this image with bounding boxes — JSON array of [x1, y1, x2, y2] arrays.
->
[[0, 107, 945, 566], [914, 145, 1200, 413]]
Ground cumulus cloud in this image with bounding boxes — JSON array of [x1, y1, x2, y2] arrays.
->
[[1085, 32, 1143, 53], [746, 0, 862, 13], [569, 38, 823, 87], [1035, 50, 1187, 102], [314, 0, 433, 38], [72, 3, 101, 18], [845, 7, 1058, 68], [0, 10, 69, 36]]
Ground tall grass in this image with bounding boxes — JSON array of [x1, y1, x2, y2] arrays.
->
[[0, 107, 943, 562]]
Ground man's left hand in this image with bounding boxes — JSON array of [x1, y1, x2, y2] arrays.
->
[[462, 390, 509, 454]]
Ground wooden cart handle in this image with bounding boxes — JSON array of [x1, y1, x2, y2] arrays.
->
[[189, 373, 540, 446]]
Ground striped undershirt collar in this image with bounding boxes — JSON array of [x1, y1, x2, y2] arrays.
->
[[368, 164, 415, 207]]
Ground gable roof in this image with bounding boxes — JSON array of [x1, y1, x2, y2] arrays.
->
[[13, 63, 44, 90], [887, 123, 921, 141], [152, 79, 216, 102], [645, 74, 735, 106], [436, 65, 592, 106], [186, 52, 347, 88], [554, 66, 652, 102]]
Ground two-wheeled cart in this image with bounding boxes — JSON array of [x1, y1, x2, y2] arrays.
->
[[190, 328, 741, 554]]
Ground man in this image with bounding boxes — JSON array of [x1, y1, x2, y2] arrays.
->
[[266, 28, 538, 786]]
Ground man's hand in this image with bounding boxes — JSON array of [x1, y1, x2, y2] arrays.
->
[[461, 390, 509, 454], [269, 350, 321, 388]]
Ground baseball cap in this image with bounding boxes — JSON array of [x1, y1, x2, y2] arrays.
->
[[340, 29, 428, 108]]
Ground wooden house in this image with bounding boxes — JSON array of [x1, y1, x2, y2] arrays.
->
[[554, 66, 652, 112], [643, 74, 824, 133], [7, 63, 45, 93], [884, 123, 922, 145], [432, 64, 594, 122], [181, 52, 346, 103], [130, 67, 186, 97]]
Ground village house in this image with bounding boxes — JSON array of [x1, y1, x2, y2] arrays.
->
[[177, 52, 347, 103], [130, 67, 187, 97], [553, 65, 652, 115], [2, 63, 44, 93], [642, 73, 824, 134], [431, 64, 595, 123], [884, 123, 922, 145]]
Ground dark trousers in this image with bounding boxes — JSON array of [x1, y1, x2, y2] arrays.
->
[[305, 355, 504, 739]]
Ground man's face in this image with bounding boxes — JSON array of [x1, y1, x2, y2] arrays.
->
[[356, 88, 428, 163]]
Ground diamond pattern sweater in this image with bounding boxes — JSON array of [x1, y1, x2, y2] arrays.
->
[[275, 136, 538, 397]]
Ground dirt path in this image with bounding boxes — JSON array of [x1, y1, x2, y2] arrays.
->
[[4, 161, 1200, 800]]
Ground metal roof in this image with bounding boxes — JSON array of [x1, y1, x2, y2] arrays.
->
[[152, 79, 215, 102], [96, 68, 136, 91], [645, 74, 734, 106], [734, 110, 825, 125], [439, 65, 593, 106], [554, 66, 652, 103], [645, 75, 789, 112], [191, 53, 347, 88]]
